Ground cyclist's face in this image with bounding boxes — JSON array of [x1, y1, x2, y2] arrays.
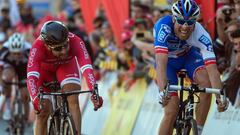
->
[[10, 52, 23, 59], [47, 39, 69, 59], [173, 17, 195, 40]]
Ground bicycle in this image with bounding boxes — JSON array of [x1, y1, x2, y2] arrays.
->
[[4, 79, 27, 135], [165, 70, 226, 135], [38, 81, 99, 135]]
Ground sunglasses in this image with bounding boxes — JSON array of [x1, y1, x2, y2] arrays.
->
[[48, 40, 69, 52], [175, 17, 196, 26]]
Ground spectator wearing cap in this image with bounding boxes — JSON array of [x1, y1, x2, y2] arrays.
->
[[214, 20, 240, 73]]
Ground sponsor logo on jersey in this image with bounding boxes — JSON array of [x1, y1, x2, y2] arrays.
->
[[157, 24, 171, 43], [199, 35, 213, 51], [28, 78, 37, 96], [88, 73, 95, 88], [28, 48, 37, 67], [80, 41, 89, 59]]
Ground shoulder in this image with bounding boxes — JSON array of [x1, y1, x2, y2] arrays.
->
[[153, 15, 173, 43], [191, 22, 212, 45], [2, 41, 9, 48], [30, 37, 47, 55], [68, 32, 85, 46], [31, 37, 45, 48], [154, 15, 173, 30]]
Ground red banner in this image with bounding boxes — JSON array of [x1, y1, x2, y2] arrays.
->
[[79, 0, 101, 33], [196, 0, 216, 39], [101, 0, 129, 46], [80, 0, 129, 46]]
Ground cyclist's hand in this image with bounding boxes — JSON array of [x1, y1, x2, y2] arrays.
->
[[32, 97, 41, 114], [91, 95, 103, 110], [216, 98, 229, 112], [158, 90, 171, 107]]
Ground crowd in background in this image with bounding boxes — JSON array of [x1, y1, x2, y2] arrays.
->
[[0, 0, 239, 125]]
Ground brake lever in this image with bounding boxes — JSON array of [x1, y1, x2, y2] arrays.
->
[[93, 84, 100, 111]]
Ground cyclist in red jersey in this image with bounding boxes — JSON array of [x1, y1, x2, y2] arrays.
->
[[26, 21, 103, 135]]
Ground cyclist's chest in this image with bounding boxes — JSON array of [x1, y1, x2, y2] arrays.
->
[[166, 36, 190, 51]]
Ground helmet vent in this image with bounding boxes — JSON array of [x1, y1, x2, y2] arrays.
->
[[186, 1, 190, 13], [173, 7, 181, 15], [192, 10, 199, 17]]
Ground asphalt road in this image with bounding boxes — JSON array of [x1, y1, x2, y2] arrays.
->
[[0, 119, 34, 135]]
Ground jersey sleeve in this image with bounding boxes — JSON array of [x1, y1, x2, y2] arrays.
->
[[26, 42, 42, 101], [153, 16, 172, 55], [187, 23, 216, 66], [72, 36, 96, 90]]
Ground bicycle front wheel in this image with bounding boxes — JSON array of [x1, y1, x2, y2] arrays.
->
[[183, 118, 198, 135], [62, 115, 77, 135], [48, 116, 58, 135]]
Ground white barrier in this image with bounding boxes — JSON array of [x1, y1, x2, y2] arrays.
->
[[132, 81, 163, 135], [82, 72, 118, 135], [203, 103, 240, 135]]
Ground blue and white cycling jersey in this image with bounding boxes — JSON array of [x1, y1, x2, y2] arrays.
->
[[153, 15, 216, 65]]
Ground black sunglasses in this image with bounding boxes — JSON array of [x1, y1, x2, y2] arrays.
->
[[48, 40, 69, 52], [175, 17, 196, 26]]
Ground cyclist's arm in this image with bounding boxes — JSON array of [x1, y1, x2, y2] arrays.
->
[[190, 23, 222, 90], [153, 20, 171, 91], [26, 46, 41, 102], [74, 37, 96, 90], [155, 53, 168, 91], [205, 63, 222, 92]]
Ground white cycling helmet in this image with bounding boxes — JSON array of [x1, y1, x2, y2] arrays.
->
[[8, 33, 25, 53], [171, 0, 200, 20]]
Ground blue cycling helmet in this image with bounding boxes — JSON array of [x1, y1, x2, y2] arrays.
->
[[171, 0, 200, 20]]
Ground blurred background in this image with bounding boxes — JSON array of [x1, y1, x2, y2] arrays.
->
[[0, 0, 239, 135]]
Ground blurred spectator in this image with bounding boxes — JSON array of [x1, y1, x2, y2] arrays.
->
[[133, 18, 153, 42], [214, 20, 240, 73], [230, 29, 240, 67], [15, 4, 36, 43], [93, 22, 119, 78], [123, 18, 135, 31], [233, 0, 240, 16], [131, 1, 146, 20], [89, 16, 106, 57], [152, 7, 165, 23], [0, 4, 12, 33], [216, 5, 237, 45], [223, 51, 240, 106], [67, 16, 94, 61]]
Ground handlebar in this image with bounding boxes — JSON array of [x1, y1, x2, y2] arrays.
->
[[38, 83, 101, 111], [168, 85, 223, 95]]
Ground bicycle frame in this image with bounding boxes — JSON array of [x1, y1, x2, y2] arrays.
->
[[6, 77, 27, 135], [39, 82, 95, 135], [174, 70, 196, 134]]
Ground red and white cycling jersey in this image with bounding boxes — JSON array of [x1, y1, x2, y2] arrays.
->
[[27, 32, 95, 101]]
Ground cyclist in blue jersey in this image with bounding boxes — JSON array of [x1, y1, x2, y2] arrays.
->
[[154, 0, 229, 135]]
